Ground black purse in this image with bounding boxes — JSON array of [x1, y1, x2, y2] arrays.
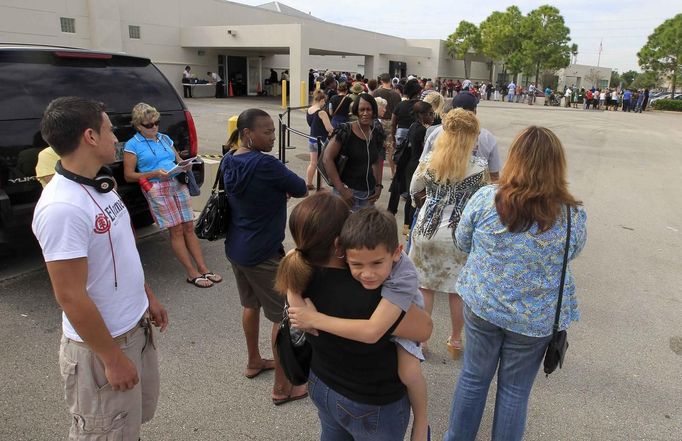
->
[[194, 155, 230, 241], [543, 205, 572, 376], [316, 123, 351, 186], [275, 303, 312, 386]]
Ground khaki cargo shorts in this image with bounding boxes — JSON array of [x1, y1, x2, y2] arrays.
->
[[59, 316, 159, 440], [229, 256, 286, 323]]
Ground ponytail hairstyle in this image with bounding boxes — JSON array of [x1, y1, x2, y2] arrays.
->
[[312, 89, 326, 104], [275, 193, 350, 295], [224, 108, 271, 151]]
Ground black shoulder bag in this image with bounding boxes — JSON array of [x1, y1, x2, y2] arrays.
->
[[275, 303, 312, 386], [543, 205, 572, 376], [316, 123, 351, 187], [194, 154, 231, 241]]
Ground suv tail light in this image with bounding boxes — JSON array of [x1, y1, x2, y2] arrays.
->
[[184, 110, 198, 157]]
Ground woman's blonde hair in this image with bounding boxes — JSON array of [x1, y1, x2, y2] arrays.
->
[[131, 102, 160, 127], [428, 108, 479, 183], [312, 89, 326, 103], [423, 92, 444, 118], [496, 126, 581, 233], [374, 96, 388, 110]]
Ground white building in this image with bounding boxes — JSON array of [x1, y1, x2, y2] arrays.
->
[[0, 0, 499, 106], [557, 64, 613, 91]]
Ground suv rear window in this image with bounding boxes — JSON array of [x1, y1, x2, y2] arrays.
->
[[0, 50, 183, 120]]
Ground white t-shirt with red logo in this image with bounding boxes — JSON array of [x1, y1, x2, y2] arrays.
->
[[32, 173, 148, 342]]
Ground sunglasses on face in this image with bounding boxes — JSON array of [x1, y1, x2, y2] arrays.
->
[[140, 121, 160, 129]]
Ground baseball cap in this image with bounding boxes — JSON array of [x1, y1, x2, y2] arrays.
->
[[452, 92, 478, 112]]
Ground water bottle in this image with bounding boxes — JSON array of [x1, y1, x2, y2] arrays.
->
[[139, 177, 152, 192]]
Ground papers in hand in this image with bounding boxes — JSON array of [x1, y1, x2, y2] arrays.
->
[[168, 157, 201, 175]]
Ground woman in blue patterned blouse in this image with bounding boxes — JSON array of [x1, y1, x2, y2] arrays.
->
[[444, 126, 587, 441]]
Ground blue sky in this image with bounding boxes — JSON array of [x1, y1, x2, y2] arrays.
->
[[241, 0, 679, 73]]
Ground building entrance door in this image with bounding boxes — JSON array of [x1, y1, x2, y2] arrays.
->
[[389, 61, 406, 78], [227, 56, 247, 96]]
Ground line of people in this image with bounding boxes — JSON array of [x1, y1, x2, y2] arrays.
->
[[290, 74, 587, 440], [33, 77, 588, 440]]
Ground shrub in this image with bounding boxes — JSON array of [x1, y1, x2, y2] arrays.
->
[[652, 99, 682, 111]]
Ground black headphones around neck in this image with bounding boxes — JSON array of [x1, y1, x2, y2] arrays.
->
[[55, 161, 116, 193]]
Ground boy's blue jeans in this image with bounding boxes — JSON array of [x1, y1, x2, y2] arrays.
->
[[444, 306, 552, 441]]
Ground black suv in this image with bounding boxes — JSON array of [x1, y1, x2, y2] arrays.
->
[[0, 45, 204, 243]]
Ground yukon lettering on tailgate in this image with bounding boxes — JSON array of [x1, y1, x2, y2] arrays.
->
[[8, 176, 38, 183]]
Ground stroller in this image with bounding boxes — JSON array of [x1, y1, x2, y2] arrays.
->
[[548, 92, 561, 106]]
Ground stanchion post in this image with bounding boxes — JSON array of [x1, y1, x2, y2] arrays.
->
[[278, 115, 283, 162], [280, 120, 288, 164], [316, 137, 322, 191], [286, 106, 291, 148]]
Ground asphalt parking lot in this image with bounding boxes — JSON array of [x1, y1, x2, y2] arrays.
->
[[0, 96, 681, 440]]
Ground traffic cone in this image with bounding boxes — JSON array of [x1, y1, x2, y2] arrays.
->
[[228, 81, 234, 97]]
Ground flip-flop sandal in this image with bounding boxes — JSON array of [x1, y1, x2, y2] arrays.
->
[[272, 392, 308, 406], [446, 337, 463, 360], [202, 272, 222, 283], [244, 359, 275, 379], [186, 276, 213, 288]]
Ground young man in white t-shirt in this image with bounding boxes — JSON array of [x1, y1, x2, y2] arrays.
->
[[32, 97, 168, 440]]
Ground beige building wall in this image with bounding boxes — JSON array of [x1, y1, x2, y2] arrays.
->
[[0, 0, 503, 104], [557, 64, 613, 90]]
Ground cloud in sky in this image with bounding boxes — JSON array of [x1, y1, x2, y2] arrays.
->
[[241, 0, 678, 73]]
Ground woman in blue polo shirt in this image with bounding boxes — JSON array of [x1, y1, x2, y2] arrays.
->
[[123, 102, 221, 288]]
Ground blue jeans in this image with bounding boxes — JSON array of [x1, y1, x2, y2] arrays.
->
[[309, 370, 410, 441], [332, 188, 374, 213], [444, 307, 552, 441]]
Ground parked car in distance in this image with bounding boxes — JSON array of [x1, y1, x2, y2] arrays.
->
[[0, 45, 204, 244]]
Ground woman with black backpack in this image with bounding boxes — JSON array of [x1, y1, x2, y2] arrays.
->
[[388, 101, 434, 237]]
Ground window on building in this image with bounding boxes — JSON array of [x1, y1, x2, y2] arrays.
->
[[60, 17, 76, 34], [129, 25, 141, 39]]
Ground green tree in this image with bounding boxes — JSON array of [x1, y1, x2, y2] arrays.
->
[[519, 5, 572, 86], [632, 70, 660, 89], [446, 21, 482, 79], [638, 14, 682, 95], [479, 6, 524, 82], [621, 70, 638, 88]]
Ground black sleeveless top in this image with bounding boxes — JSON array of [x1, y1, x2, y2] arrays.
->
[[306, 109, 328, 141]]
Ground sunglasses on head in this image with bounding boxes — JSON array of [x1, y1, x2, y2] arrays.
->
[[140, 121, 160, 129]]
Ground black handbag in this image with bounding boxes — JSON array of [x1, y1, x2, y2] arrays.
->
[[194, 155, 230, 241], [275, 304, 312, 386], [316, 123, 351, 186], [543, 205, 572, 376]]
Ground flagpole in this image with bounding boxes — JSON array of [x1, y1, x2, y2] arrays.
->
[[597, 39, 603, 67]]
